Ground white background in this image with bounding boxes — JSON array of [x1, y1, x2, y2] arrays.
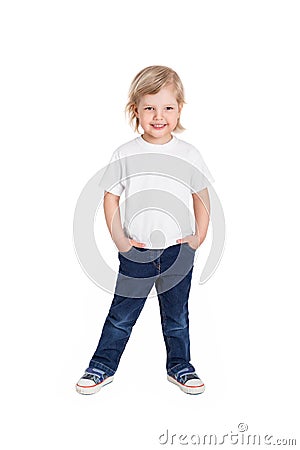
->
[[1, 1, 299, 449]]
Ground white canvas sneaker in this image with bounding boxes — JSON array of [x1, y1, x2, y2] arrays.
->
[[167, 369, 205, 395], [75, 367, 114, 395]]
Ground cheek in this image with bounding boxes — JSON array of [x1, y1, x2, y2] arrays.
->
[[172, 112, 180, 122], [139, 112, 150, 122]]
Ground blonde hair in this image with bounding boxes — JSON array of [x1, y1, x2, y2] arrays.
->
[[125, 65, 186, 133]]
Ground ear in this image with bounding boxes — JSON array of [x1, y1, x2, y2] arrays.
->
[[177, 102, 183, 117], [133, 104, 139, 117]]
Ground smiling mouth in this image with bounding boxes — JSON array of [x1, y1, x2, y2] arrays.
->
[[151, 124, 167, 129]]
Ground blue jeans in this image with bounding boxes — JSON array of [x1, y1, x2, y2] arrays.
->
[[89, 243, 196, 377]]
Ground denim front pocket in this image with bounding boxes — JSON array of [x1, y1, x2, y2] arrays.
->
[[118, 246, 134, 255], [183, 243, 196, 252]]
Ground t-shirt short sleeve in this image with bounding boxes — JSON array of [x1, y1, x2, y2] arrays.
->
[[190, 148, 215, 193], [104, 150, 125, 196]]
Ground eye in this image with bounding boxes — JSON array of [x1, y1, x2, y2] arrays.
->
[[144, 106, 154, 111], [165, 106, 174, 110]]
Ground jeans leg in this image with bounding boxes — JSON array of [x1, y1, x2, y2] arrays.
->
[[155, 244, 195, 372], [90, 248, 158, 374], [90, 292, 148, 373]]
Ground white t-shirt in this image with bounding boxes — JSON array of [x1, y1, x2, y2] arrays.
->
[[104, 135, 214, 249]]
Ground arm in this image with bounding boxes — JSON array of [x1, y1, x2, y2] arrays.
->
[[176, 188, 210, 250], [193, 187, 210, 246], [103, 191, 145, 252]]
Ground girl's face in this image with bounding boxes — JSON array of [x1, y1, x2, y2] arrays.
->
[[134, 85, 182, 145]]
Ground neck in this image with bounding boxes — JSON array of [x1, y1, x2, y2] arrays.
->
[[141, 134, 173, 145]]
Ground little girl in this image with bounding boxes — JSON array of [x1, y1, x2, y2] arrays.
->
[[76, 65, 214, 395]]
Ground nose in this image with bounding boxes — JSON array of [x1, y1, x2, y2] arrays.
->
[[153, 108, 164, 121]]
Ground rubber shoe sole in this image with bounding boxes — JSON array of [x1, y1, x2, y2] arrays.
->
[[167, 375, 205, 395], [75, 375, 114, 395]]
